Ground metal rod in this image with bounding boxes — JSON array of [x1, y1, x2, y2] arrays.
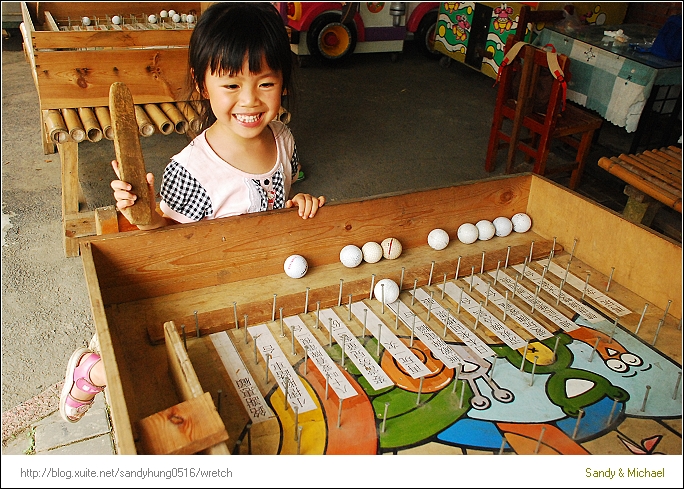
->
[[233, 302, 238, 330], [589, 337, 600, 362], [480, 251, 485, 275], [369, 274, 376, 300], [381, 283, 385, 314], [244, 314, 248, 344], [470, 267, 474, 291], [441, 273, 447, 299], [291, 324, 296, 355], [563, 260, 571, 283], [293, 405, 299, 441], [474, 301, 483, 330], [266, 354, 271, 383], [194, 310, 200, 338], [381, 402, 390, 433], [582, 272, 590, 300], [304, 288, 310, 314], [328, 318, 333, 347], [280, 307, 285, 337], [609, 316, 619, 343], [459, 380, 466, 409], [411, 279, 418, 306], [315, 302, 320, 329], [410, 314, 416, 347], [377, 324, 382, 357], [528, 240, 534, 262], [534, 426, 546, 454], [673, 372, 682, 400], [457, 286, 464, 314], [661, 299, 672, 323], [489, 356, 497, 381], [284, 380, 289, 411], [512, 274, 520, 299], [362, 308, 368, 339], [296, 426, 303, 454], [531, 285, 540, 314], [341, 335, 346, 366], [444, 308, 450, 339], [640, 385, 651, 412], [503, 291, 509, 322], [485, 282, 491, 306], [553, 335, 560, 362], [348, 294, 352, 321], [400, 267, 405, 290], [505, 246, 511, 269], [569, 238, 578, 263], [416, 376, 424, 405], [635, 303, 648, 335], [549, 236, 556, 263], [338, 279, 344, 307], [499, 437, 507, 455], [453, 364, 461, 393], [652, 319, 664, 346], [540, 265, 548, 287], [337, 398, 343, 428], [247, 422, 252, 455], [606, 398, 618, 425], [572, 408, 584, 439], [272, 294, 277, 321], [254, 334, 259, 363], [325, 373, 329, 399], [427, 291, 434, 321], [455, 256, 462, 279], [303, 347, 308, 375], [556, 279, 564, 305], [494, 261, 501, 285], [216, 389, 222, 413], [521, 257, 528, 280], [605, 267, 615, 292], [428, 261, 435, 286]]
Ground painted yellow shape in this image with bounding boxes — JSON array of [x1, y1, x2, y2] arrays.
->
[[271, 380, 326, 455]]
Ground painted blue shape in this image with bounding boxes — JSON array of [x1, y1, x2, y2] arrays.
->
[[556, 395, 623, 440], [437, 417, 506, 450]]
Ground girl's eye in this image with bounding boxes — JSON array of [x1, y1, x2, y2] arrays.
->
[[226, 84, 240, 90], [260, 82, 275, 88]]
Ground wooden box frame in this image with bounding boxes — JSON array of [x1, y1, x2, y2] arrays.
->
[[80, 174, 682, 454]]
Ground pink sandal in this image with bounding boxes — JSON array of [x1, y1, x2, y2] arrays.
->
[[59, 348, 106, 423]]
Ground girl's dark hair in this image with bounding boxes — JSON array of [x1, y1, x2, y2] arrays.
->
[[187, 2, 295, 130]]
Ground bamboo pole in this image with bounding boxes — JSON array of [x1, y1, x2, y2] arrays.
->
[[143, 104, 174, 135], [43, 109, 69, 144], [176, 101, 201, 134], [78, 107, 103, 142], [94, 106, 114, 140], [160, 102, 188, 134], [619, 153, 681, 189], [610, 155, 681, 194], [61, 108, 86, 142], [134, 105, 156, 137]]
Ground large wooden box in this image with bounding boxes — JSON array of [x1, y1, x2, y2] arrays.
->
[[81, 174, 682, 455]]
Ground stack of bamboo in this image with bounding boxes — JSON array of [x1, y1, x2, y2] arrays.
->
[[42, 101, 203, 144], [598, 146, 682, 213]]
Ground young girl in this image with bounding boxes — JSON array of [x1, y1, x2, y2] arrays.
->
[[60, 2, 325, 423]]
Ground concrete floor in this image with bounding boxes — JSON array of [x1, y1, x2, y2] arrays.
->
[[1, 26, 681, 451]]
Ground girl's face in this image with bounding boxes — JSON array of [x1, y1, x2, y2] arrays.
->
[[203, 54, 283, 141]]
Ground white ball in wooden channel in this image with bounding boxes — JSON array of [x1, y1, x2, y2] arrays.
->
[[493, 216, 513, 237], [476, 220, 496, 241], [111, 15, 121, 25], [160, 10, 168, 18], [82, 17, 91, 26], [457, 223, 479, 244], [168, 10, 177, 17], [181, 13, 188, 22], [374, 278, 400, 304], [148, 14, 157, 24], [362, 241, 383, 264], [428, 228, 450, 251], [511, 213, 532, 233], [340, 244, 363, 268], [284, 254, 308, 279], [186, 14, 196, 23], [172, 13, 181, 23], [381, 237, 402, 260]]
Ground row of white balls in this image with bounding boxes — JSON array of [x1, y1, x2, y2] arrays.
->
[[82, 11, 195, 26], [340, 237, 403, 268], [428, 212, 532, 250]]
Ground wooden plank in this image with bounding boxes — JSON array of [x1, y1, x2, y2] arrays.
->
[[136, 392, 228, 455], [43, 11, 59, 31], [32, 2, 202, 23], [85, 177, 532, 304], [32, 29, 193, 50], [33, 48, 189, 109], [164, 321, 204, 401], [79, 241, 138, 454], [526, 177, 682, 319]]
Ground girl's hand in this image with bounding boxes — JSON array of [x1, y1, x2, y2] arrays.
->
[[285, 193, 326, 219], [110, 160, 167, 229]]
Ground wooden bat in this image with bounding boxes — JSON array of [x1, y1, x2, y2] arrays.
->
[[109, 82, 153, 225]]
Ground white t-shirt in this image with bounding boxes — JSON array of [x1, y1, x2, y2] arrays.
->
[[159, 121, 299, 223]]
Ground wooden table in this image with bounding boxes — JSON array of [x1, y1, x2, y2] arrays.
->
[[598, 145, 682, 226]]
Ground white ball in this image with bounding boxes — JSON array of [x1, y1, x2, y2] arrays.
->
[[493, 216, 513, 237], [428, 228, 450, 251], [148, 14, 157, 24], [511, 213, 532, 233], [82, 16, 91, 26], [284, 254, 308, 279], [381, 237, 402, 260], [181, 13, 188, 22], [186, 14, 196, 23], [111, 15, 121, 25], [168, 10, 177, 17], [172, 13, 181, 23], [457, 223, 479, 244], [476, 220, 496, 241], [340, 244, 363, 268], [362, 241, 383, 264], [160, 10, 168, 18], [374, 278, 400, 304]]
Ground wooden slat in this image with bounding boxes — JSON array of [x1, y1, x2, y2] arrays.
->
[[164, 321, 205, 401], [32, 29, 193, 50], [31, 2, 202, 24], [43, 11, 59, 31], [33, 48, 189, 109]]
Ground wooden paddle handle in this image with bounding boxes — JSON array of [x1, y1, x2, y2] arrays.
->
[[109, 82, 153, 226]]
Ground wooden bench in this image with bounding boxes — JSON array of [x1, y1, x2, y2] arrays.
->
[[598, 146, 682, 227], [20, 2, 202, 256]]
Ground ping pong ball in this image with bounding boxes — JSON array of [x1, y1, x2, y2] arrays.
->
[[428, 228, 450, 250], [381, 237, 402, 260], [148, 14, 157, 23], [512, 213, 532, 233], [160, 10, 168, 18], [457, 223, 479, 244], [374, 278, 400, 304], [111, 15, 121, 25], [476, 220, 496, 241], [340, 244, 363, 268], [82, 17, 91, 26], [362, 241, 383, 264], [169, 10, 177, 17], [284, 254, 308, 278], [172, 13, 181, 23], [493, 216, 513, 237], [187, 14, 196, 23]]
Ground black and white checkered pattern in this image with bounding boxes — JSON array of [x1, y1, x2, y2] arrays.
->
[[161, 160, 213, 221], [290, 144, 300, 177]]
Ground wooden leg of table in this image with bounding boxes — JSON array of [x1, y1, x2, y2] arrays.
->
[[59, 141, 81, 257], [622, 184, 662, 226]]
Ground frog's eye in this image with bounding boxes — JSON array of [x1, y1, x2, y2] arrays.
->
[[620, 353, 642, 367], [605, 358, 628, 373]]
